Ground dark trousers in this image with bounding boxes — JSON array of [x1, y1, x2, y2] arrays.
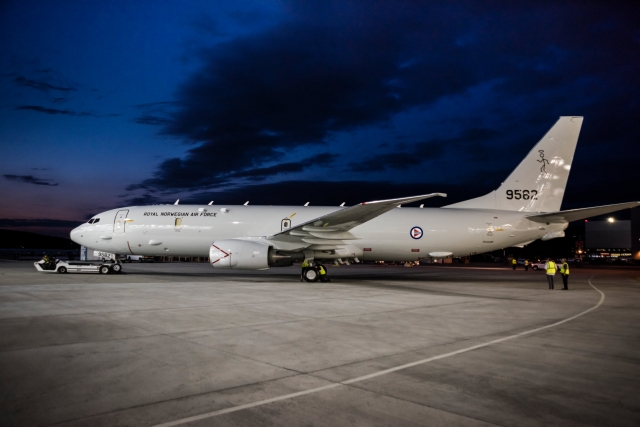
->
[[525, 265, 529, 271], [512, 264, 516, 270], [547, 274, 554, 289], [562, 274, 568, 289]]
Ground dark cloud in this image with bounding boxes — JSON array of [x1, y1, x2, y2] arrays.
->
[[128, 151, 338, 191], [350, 142, 445, 172], [14, 105, 120, 118], [0, 218, 78, 228], [12, 75, 76, 93], [126, 0, 639, 206], [134, 115, 171, 126], [230, 153, 338, 180], [3, 174, 58, 186], [350, 128, 499, 171], [15, 105, 92, 116], [134, 101, 177, 126], [132, 3, 485, 191]]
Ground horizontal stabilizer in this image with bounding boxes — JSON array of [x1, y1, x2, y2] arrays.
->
[[526, 201, 640, 224]]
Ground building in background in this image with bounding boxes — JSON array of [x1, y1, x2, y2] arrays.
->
[[585, 209, 640, 261]]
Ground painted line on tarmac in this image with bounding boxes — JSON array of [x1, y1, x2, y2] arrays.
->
[[152, 277, 605, 427]]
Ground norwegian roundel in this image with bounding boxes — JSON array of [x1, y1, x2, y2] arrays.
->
[[410, 226, 423, 240]]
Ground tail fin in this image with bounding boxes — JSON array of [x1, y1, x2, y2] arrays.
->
[[444, 116, 583, 212]]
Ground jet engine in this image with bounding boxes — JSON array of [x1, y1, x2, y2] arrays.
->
[[209, 239, 303, 270]]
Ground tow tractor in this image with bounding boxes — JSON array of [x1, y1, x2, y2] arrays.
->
[[34, 258, 123, 274]]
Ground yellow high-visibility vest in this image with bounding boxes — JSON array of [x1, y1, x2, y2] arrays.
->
[[318, 266, 326, 275], [560, 262, 570, 275], [524, 260, 529, 266], [546, 261, 556, 274], [302, 260, 309, 268], [512, 259, 517, 264]]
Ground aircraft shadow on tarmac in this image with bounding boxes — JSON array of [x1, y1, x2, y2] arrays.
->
[[117, 266, 531, 301]]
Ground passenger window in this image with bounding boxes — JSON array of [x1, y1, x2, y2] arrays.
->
[[175, 218, 182, 227]]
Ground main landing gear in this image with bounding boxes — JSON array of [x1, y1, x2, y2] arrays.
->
[[303, 267, 319, 282]]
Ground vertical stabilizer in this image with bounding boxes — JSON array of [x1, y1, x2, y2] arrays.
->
[[444, 116, 583, 212]]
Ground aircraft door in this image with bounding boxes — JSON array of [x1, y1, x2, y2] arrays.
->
[[113, 210, 129, 234], [281, 218, 291, 231]]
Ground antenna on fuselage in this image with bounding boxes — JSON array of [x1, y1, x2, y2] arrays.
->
[[420, 204, 424, 208], [340, 202, 345, 207], [304, 202, 310, 206], [208, 201, 214, 205], [244, 201, 249, 205], [174, 199, 179, 205]]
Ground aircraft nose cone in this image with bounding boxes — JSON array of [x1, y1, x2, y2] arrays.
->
[[70, 226, 84, 245]]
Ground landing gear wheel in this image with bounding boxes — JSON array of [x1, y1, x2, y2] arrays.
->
[[111, 264, 122, 273], [100, 266, 110, 274], [57, 266, 67, 274], [303, 268, 319, 282]]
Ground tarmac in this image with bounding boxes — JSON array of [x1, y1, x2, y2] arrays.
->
[[0, 259, 639, 427]]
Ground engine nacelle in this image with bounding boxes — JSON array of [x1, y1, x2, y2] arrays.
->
[[209, 239, 304, 270], [541, 230, 565, 241], [210, 239, 270, 269]]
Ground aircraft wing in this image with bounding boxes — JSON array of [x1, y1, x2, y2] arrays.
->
[[526, 201, 640, 224], [268, 193, 446, 248]]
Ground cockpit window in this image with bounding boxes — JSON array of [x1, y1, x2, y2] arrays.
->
[[88, 218, 100, 224], [93, 218, 100, 224]]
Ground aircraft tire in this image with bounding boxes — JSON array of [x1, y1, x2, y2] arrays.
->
[[112, 264, 122, 273], [304, 268, 319, 282], [58, 266, 67, 274], [100, 266, 110, 274]]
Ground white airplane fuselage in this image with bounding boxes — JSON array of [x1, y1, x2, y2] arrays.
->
[[73, 117, 639, 269], [71, 205, 563, 261]]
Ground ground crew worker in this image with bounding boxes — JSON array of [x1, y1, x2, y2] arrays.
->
[[524, 259, 529, 271], [317, 264, 330, 282], [544, 258, 557, 290], [512, 258, 517, 270], [300, 259, 310, 281], [559, 258, 570, 290], [42, 253, 53, 270]]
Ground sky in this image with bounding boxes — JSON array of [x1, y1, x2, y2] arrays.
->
[[1, 0, 639, 238]]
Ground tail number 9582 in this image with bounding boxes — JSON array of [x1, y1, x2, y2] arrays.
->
[[506, 190, 538, 200]]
